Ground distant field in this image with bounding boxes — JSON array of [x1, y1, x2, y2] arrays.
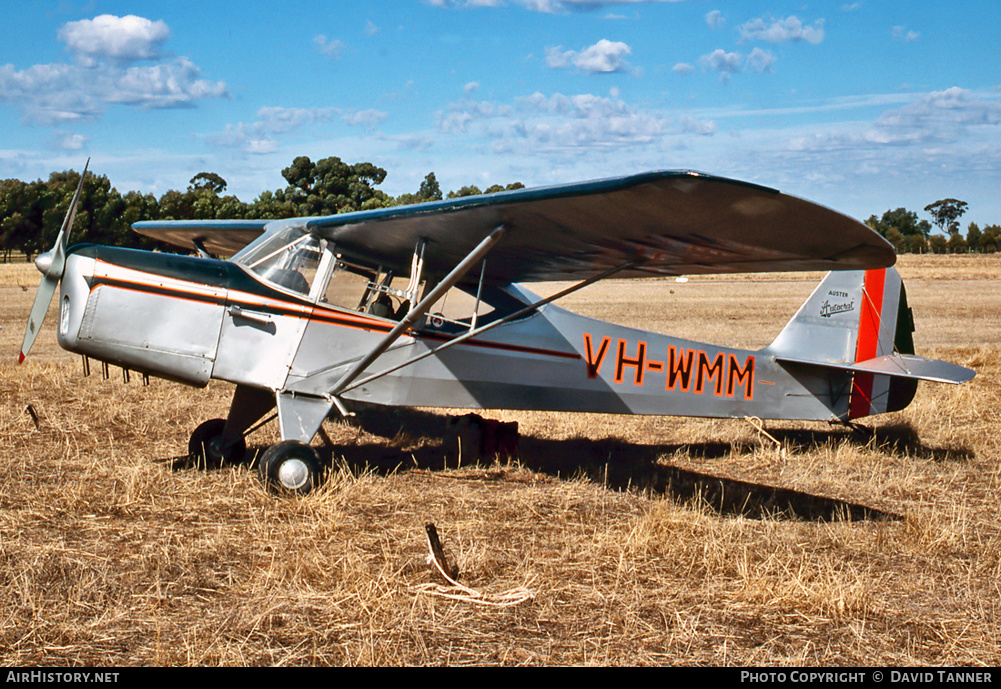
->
[[1, 254, 999, 665]]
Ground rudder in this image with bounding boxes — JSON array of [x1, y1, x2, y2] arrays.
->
[[768, 266, 921, 420]]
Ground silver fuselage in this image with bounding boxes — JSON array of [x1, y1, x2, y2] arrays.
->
[[55, 244, 859, 423]]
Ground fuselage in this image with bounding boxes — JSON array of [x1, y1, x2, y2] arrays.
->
[[55, 243, 854, 423]]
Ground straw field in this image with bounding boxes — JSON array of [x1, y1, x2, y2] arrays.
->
[[0, 254, 998, 666]]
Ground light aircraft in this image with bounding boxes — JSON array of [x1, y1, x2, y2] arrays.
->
[[20, 163, 974, 495]]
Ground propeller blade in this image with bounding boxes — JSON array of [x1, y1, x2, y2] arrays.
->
[[46, 157, 90, 280], [18, 159, 90, 363], [19, 275, 58, 363]]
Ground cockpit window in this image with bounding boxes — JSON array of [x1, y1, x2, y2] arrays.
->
[[233, 226, 323, 295], [419, 283, 533, 334]]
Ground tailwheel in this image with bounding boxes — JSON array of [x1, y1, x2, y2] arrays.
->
[[257, 440, 322, 496], [187, 418, 247, 469]]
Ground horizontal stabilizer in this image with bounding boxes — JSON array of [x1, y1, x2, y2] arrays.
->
[[775, 353, 974, 385]]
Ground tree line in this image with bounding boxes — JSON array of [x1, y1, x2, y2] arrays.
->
[[0, 155, 524, 261], [865, 199, 1000, 254], [2, 154, 995, 260]]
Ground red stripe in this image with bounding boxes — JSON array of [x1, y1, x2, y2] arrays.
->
[[94, 270, 581, 362], [849, 269, 886, 419]]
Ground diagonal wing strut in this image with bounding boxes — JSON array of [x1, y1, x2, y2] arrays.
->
[[335, 259, 636, 396], [329, 226, 506, 398]]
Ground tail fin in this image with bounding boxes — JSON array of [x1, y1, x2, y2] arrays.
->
[[769, 267, 973, 420]]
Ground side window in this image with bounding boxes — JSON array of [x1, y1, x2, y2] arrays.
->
[[322, 263, 377, 311], [422, 284, 496, 332]]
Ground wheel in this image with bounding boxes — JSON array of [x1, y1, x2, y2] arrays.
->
[[257, 440, 322, 496], [187, 418, 247, 469]]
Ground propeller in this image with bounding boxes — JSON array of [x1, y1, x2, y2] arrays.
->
[[19, 158, 90, 363]]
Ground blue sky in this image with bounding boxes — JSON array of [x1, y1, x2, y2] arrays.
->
[[2, 0, 1000, 229]]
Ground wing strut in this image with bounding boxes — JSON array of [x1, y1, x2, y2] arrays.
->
[[335, 259, 636, 396], [329, 226, 506, 398]]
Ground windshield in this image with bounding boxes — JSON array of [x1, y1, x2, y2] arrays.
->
[[232, 226, 323, 295]]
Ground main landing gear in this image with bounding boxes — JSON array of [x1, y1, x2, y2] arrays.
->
[[256, 440, 323, 496], [185, 419, 323, 497], [184, 385, 329, 497], [187, 418, 247, 469]]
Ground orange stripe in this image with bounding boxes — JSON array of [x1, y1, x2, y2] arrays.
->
[[849, 269, 886, 419]]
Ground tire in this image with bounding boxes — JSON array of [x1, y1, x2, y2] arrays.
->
[[187, 418, 247, 470], [257, 440, 322, 496]]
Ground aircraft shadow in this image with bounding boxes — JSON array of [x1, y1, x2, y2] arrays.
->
[[306, 406, 969, 522], [163, 407, 971, 522]]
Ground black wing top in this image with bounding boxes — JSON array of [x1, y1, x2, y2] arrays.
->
[[135, 170, 894, 282], [132, 219, 269, 257]]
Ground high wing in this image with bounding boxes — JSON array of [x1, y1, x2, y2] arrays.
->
[[133, 219, 270, 257], [135, 170, 894, 282]]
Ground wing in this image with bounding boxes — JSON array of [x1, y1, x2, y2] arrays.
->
[[132, 219, 270, 257], [132, 171, 894, 282], [307, 170, 894, 282]]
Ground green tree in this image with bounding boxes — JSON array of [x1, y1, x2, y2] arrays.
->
[[417, 172, 442, 202], [928, 235, 948, 254], [189, 172, 227, 194], [924, 199, 968, 236], [248, 190, 296, 220], [966, 222, 982, 253], [947, 233, 968, 254], [281, 155, 388, 215], [447, 185, 483, 199], [0, 178, 46, 261], [866, 208, 932, 253], [981, 225, 1000, 253], [883, 226, 907, 253], [905, 233, 928, 254]]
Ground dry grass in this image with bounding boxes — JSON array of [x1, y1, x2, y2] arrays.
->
[[1, 254, 999, 666]]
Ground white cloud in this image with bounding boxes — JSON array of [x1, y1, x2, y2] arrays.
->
[[365, 20, 380, 36], [429, 0, 690, 14], [340, 108, 389, 130], [110, 59, 228, 108], [58, 15, 170, 65], [891, 26, 920, 42], [672, 62, 696, 75], [0, 15, 227, 125], [55, 131, 89, 150], [209, 106, 348, 154], [706, 10, 724, 29], [522, 0, 687, 12], [746, 48, 777, 74], [314, 35, 344, 57], [0, 58, 227, 124], [429, 0, 506, 7], [700, 49, 742, 79], [874, 87, 1001, 136], [464, 81, 480, 95], [546, 39, 632, 74], [776, 88, 1001, 164], [692, 47, 780, 80], [207, 123, 279, 155], [430, 90, 702, 164], [679, 116, 716, 136], [257, 106, 336, 132], [739, 16, 825, 45], [209, 105, 389, 155]]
